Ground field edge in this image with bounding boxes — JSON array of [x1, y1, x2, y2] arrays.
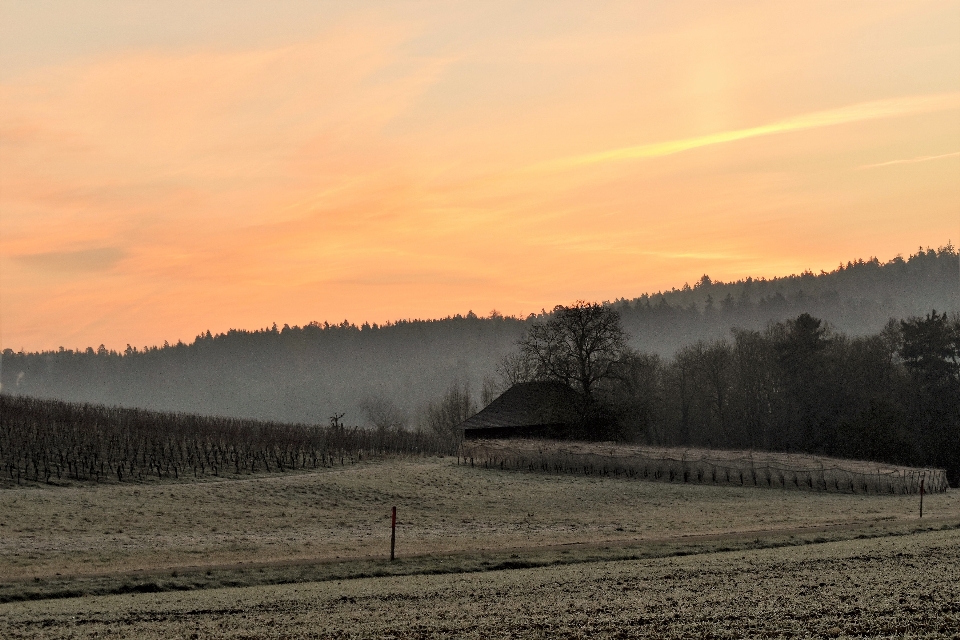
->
[[4, 517, 958, 604]]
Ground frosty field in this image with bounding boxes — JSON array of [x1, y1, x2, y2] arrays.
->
[[1, 456, 958, 637]]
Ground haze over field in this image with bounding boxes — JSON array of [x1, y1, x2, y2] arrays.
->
[[3, 8, 960, 636], [2, 1, 959, 353]]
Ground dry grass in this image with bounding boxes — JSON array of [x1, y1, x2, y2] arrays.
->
[[2, 456, 957, 599], [2, 527, 959, 638]]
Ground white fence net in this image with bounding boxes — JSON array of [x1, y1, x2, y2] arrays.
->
[[460, 439, 948, 494]]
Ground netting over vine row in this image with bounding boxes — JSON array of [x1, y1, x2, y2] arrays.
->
[[460, 439, 948, 494]]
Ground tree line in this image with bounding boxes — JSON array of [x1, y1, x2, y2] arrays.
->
[[2, 308, 956, 487], [1, 245, 955, 426], [507, 303, 960, 486]]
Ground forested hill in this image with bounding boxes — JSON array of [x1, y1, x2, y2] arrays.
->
[[2, 244, 957, 425], [617, 243, 959, 352]]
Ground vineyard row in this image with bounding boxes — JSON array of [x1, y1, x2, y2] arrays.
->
[[1, 395, 456, 485], [459, 442, 949, 494]]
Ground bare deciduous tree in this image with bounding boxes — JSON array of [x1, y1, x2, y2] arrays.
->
[[496, 351, 537, 388], [518, 301, 629, 403], [423, 381, 476, 441], [360, 397, 408, 432]]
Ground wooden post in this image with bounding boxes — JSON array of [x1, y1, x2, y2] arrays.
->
[[920, 474, 924, 518], [390, 506, 396, 560]]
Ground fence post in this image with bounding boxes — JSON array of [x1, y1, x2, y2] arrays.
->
[[390, 506, 397, 560], [920, 474, 924, 518]]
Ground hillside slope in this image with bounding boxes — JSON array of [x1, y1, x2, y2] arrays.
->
[[2, 245, 956, 424]]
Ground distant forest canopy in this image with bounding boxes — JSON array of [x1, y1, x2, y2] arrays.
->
[[1, 243, 957, 426]]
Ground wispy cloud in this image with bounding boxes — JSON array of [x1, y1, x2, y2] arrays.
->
[[859, 151, 960, 170], [2, 2, 958, 351], [14, 247, 125, 273], [532, 92, 960, 171]]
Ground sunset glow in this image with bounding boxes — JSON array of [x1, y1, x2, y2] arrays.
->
[[2, 1, 958, 351]]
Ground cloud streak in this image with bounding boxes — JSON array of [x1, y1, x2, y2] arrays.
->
[[14, 247, 126, 273], [533, 92, 960, 172], [2, 3, 958, 351], [859, 151, 960, 170]]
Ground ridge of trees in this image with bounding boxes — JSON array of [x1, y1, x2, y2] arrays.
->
[[7, 243, 956, 359], [1, 243, 956, 428]]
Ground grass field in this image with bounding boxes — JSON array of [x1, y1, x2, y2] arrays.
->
[[2, 455, 958, 636]]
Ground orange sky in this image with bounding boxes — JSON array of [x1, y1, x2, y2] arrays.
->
[[1, 1, 958, 351]]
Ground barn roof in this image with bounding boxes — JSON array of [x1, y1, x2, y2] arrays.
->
[[460, 381, 583, 432]]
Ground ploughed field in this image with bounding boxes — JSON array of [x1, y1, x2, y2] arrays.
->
[[3, 528, 959, 639], [2, 455, 958, 637]]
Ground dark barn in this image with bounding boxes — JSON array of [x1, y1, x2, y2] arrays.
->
[[460, 381, 583, 439]]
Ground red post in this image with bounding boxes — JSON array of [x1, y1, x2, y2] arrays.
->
[[390, 506, 397, 560], [920, 474, 924, 519]]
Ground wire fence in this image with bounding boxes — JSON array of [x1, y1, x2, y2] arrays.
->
[[0, 395, 455, 486], [460, 439, 948, 494]]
